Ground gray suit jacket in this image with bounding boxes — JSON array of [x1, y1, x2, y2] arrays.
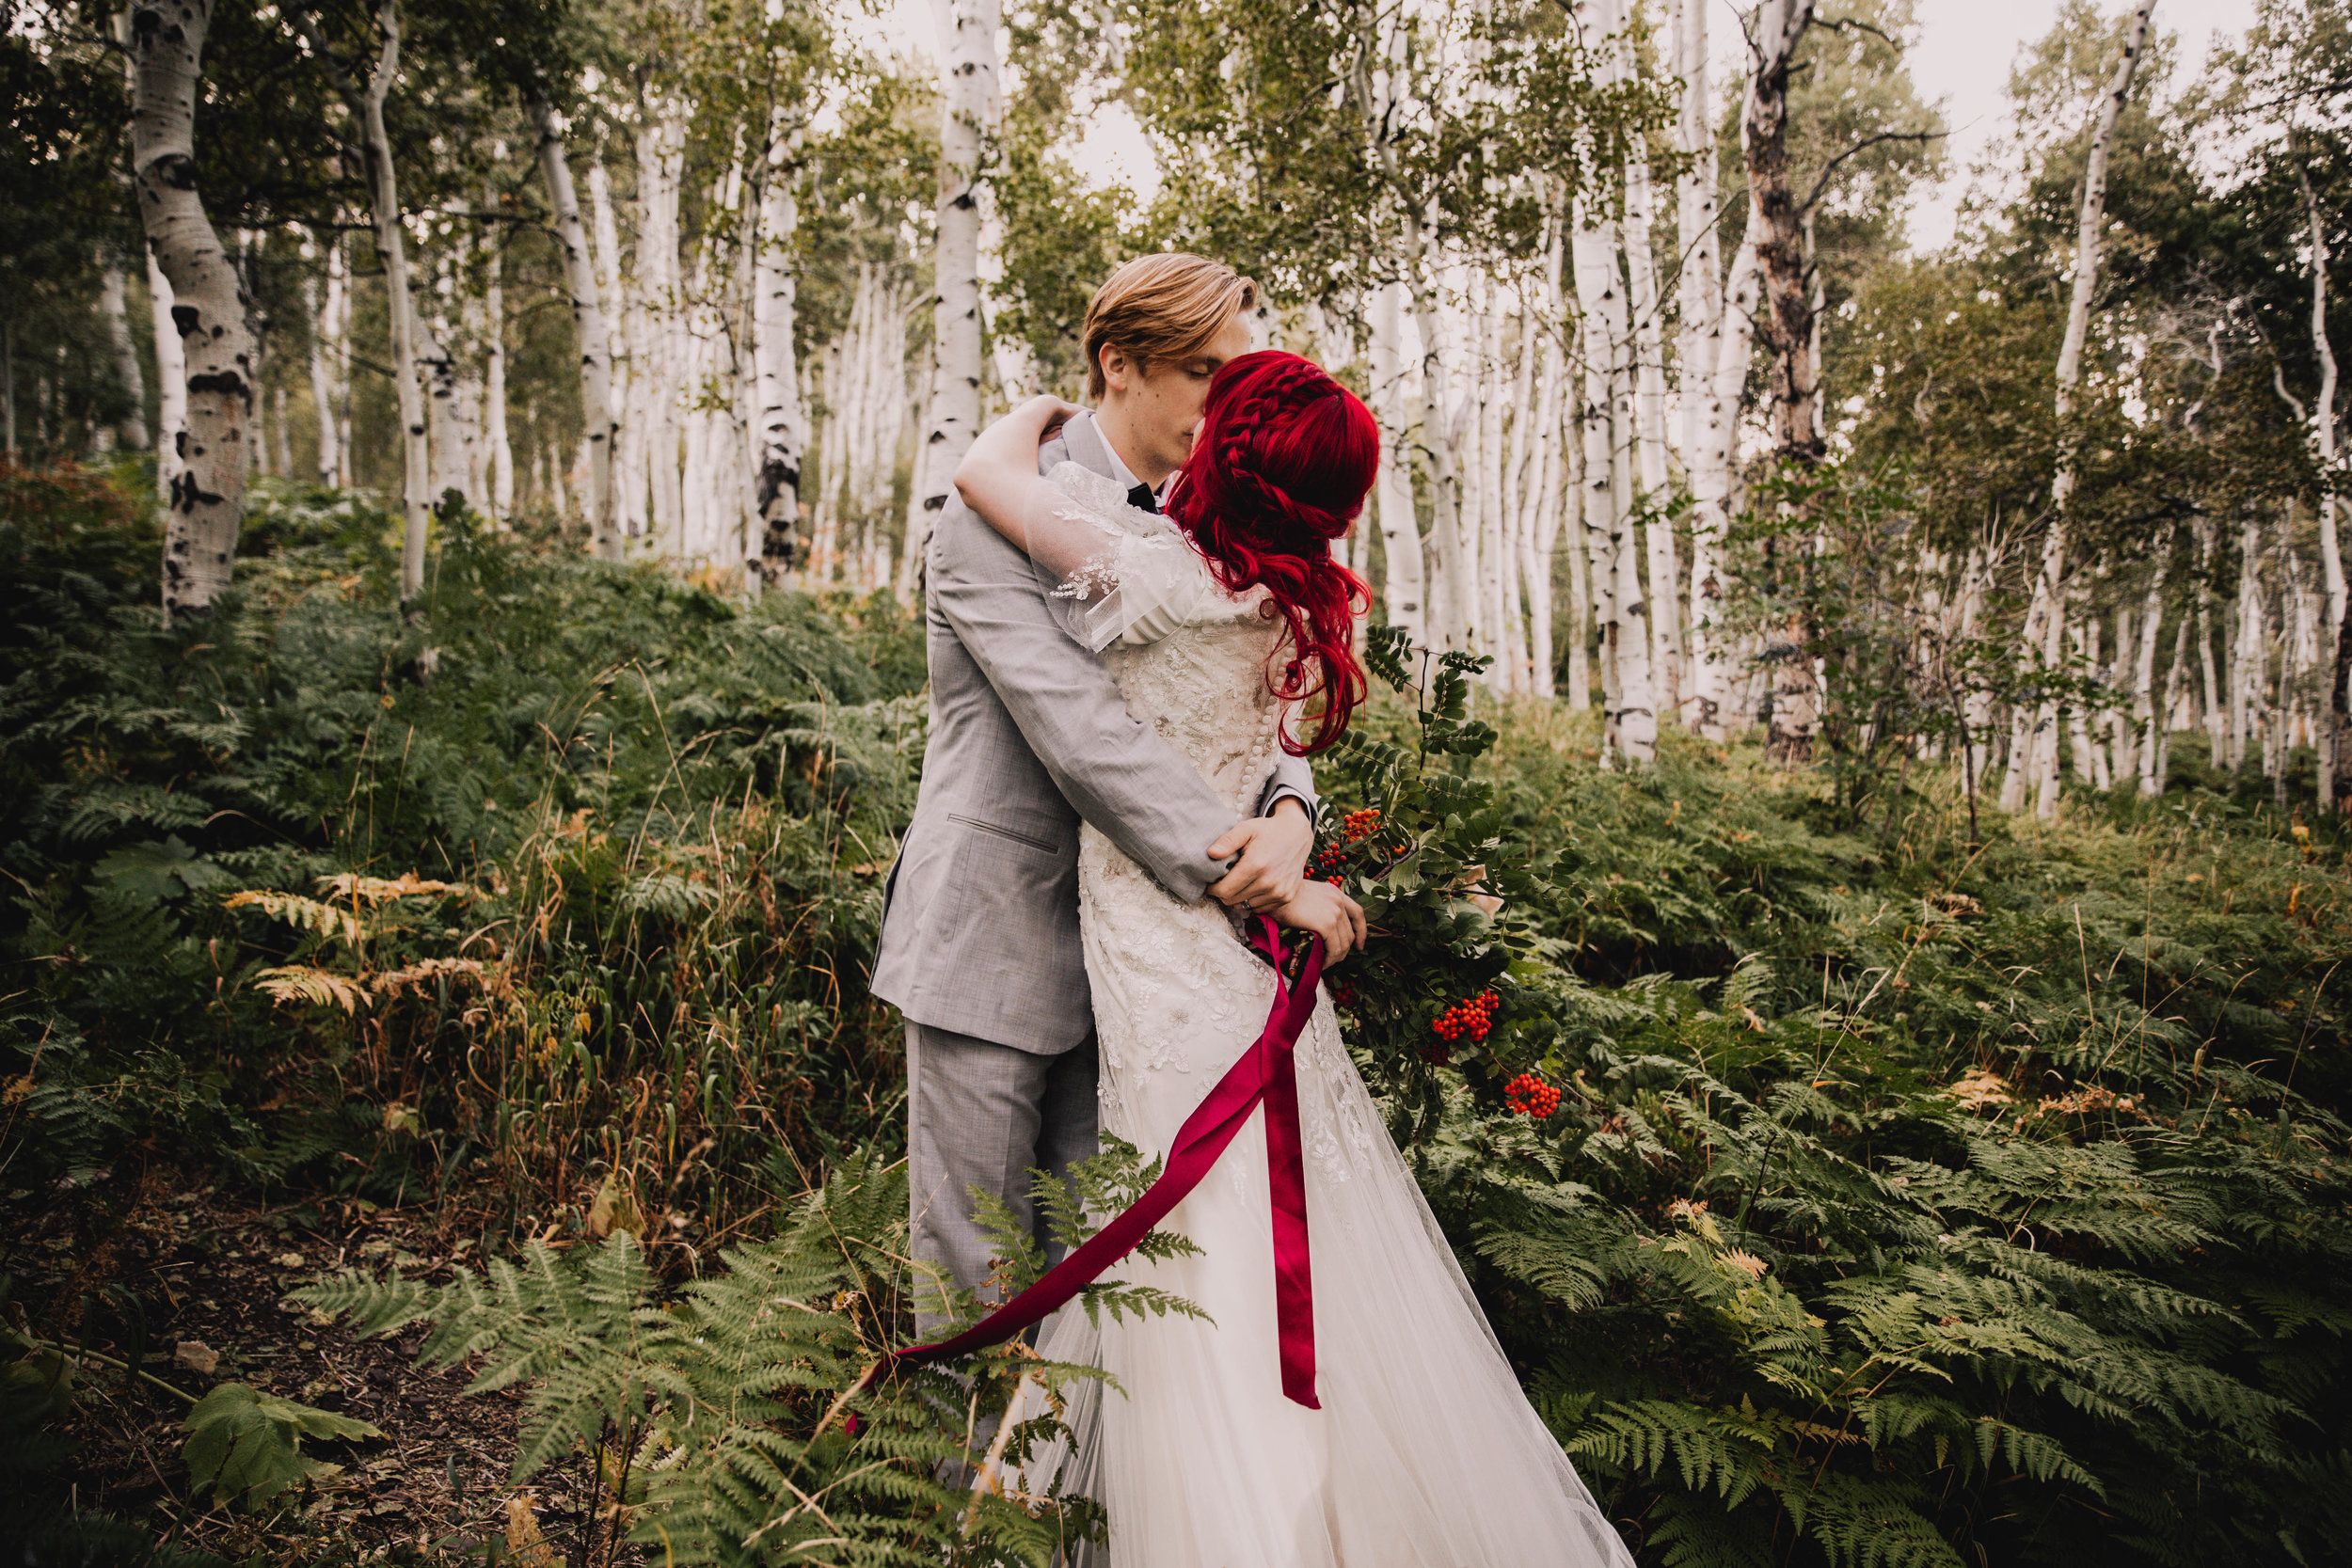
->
[[870, 411, 1316, 1054]]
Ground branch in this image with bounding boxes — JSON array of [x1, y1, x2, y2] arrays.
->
[[2274, 354, 2311, 426], [288, 7, 369, 123], [1800, 127, 1947, 216], [1814, 15, 1899, 50]]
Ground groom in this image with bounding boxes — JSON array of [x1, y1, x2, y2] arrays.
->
[[872, 253, 1319, 1325]]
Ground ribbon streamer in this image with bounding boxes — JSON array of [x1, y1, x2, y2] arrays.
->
[[876, 916, 1325, 1409]]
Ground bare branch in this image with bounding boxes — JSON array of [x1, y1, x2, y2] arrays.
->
[[1799, 128, 1947, 216]]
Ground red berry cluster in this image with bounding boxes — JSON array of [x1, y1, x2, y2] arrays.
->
[[1432, 990, 1500, 1044], [1504, 1073, 1561, 1117], [1420, 1041, 1452, 1067], [1311, 809, 1390, 886], [1331, 981, 1359, 1010]]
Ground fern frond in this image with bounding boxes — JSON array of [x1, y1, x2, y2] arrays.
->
[[251, 965, 367, 1012], [1569, 1398, 1781, 1508], [224, 889, 368, 947], [314, 871, 474, 904]]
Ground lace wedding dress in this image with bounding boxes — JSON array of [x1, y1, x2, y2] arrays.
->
[[999, 465, 1633, 1568]]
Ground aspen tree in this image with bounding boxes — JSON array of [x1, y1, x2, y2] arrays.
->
[[1521, 230, 1570, 700], [1368, 280, 1427, 646], [421, 239, 474, 510], [1676, 0, 1736, 736], [586, 158, 644, 544], [1605, 3, 1680, 720], [130, 0, 255, 618], [1563, 364, 1594, 710], [482, 188, 512, 521], [2026, 0, 2155, 816], [640, 110, 689, 558], [145, 243, 185, 499], [296, 1, 433, 601], [1692, 227, 1759, 739], [903, 0, 1001, 599], [304, 267, 338, 486], [2290, 159, 2347, 808], [752, 113, 804, 587], [2131, 532, 2171, 794], [1744, 0, 1823, 761], [98, 260, 149, 452], [1572, 198, 1654, 763]]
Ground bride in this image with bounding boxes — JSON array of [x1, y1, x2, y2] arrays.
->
[[950, 351, 1634, 1568]]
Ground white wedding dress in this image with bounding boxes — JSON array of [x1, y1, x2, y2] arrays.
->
[[999, 465, 1634, 1568]]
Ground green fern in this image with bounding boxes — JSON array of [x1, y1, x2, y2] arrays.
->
[[295, 1145, 1203, 1565]]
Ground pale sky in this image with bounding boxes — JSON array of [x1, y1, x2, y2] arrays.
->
[[861, 0, 2255, 261]]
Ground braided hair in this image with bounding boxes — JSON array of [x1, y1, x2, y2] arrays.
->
[[1165, 350, 1375, 754]]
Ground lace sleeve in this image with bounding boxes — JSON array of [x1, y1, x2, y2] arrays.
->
[[1037, 465, 1238, 652]]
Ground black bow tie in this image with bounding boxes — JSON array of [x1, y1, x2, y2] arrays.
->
[[1127, 483, 1161, 515]]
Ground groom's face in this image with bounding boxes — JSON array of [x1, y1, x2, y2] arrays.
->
[[1103, 312, 1254, 482]]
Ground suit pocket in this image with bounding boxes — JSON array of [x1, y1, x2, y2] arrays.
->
[[946, 812, 1061, 856]]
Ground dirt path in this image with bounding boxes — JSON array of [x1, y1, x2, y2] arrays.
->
[[7, 1171, 612, 1563]]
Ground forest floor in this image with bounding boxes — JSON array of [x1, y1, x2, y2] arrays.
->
[[5, 1174, 592, 1564]]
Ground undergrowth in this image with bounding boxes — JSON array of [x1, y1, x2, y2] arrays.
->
[[3, 465, 2348, 1564]]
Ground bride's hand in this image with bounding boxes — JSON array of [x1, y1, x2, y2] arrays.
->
[[954, 395, 1082, 504], [1264, 880, 1368, 965]]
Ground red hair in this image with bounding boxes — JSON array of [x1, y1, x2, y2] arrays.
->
[[1166, 351, 1375, 754]]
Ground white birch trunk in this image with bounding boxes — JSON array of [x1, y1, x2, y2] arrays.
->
[[274, 385, 294, 479], [2197, 520, 2224, 754], [1958, 546, 1994, 792], [2133, 544, 2168, 794], [297, 2, 431, 598], [130, 0, 254, 618], [303, 271, 339, 484], [1369, 281, 1426, 644], [326, 238, 352, 483], [1623, 141, 1682, 719], [753, 120, 804, 585], [1572, 207, 1652, 761], [1412, 258, 1471, 654], [1677, 0, 1733, 735], [2232, 518, 2262, 772], [100, 261, 151, 451], [2028, 0, 2155, 815], [424, 247, 478, 509], [904, 0, 1001, 598], [1691, 229, 1757, 739], [1470, 277, 1501, 677], [638, 112, 687, 558], [2158, 617, 2188, 784], [145, 244, 186, 499], [1564, 376, 1593, 710], [481, 177, 511, 519], [1673, 0, 1719, 481], [1523, 321, 1567, 700], [2296, 163, 2346, 808]]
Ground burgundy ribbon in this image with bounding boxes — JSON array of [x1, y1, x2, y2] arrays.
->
[[877, 917, 1325, 1409]]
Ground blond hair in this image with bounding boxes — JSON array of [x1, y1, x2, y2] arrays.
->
[[1081, 253, 1258, 400]]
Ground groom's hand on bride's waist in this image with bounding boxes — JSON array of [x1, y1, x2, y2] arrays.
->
[[1207, 797, 1314, 915]]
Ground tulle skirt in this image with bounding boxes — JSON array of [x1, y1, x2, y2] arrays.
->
[[1013, 960, 1636, 1568]]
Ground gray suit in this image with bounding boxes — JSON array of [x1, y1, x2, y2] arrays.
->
[[871, 410, 1313, 1319]]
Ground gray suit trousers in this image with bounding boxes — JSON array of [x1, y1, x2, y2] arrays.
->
[[906, 1020, 1099, 1336]]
